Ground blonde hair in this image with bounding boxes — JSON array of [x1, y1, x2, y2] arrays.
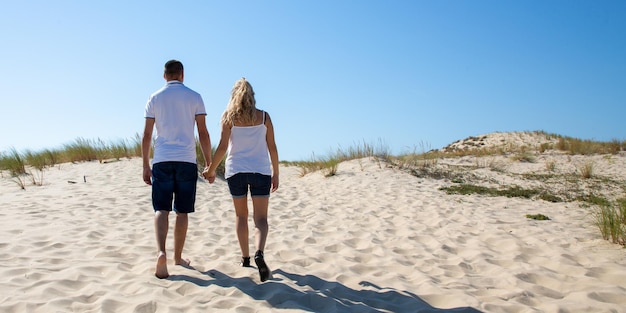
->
[[222, 78, 256, 126]]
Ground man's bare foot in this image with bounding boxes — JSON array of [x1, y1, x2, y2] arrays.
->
[[175, 258, 191, 268], [155, 252, 169, 279]]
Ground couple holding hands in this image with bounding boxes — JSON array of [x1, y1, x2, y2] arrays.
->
[[142, 60, 279, 282]]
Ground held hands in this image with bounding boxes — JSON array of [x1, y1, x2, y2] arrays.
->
[[144, 166, 217, 185], [199, 165, 279, 191], [201, 167, 216, 184]]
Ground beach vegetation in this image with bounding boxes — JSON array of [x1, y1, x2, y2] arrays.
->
[[24, 149, 52, 170], [0, 148, 27, 189], [322, 157, 340, 177], [130, 133, 143, 158], [11, 174, 27, 189], [556, 137, 623, 155], [408, 166, 467, 181], [578, 161, 594, 179], [288, 156, 345, 178], [577, 194, 611, 207], [0, 148, 27, 176], [284, 139, 391, 177], [592, 198, 626, 246], [440, 182, 622, 207], [441, 131, 624, 156], [0, 133, 215, 187], [23, 150, 50, 186], [393, 141, 438, 170], [63, 138, 101, 162], [539, 142, 552, 153], [2, 131, 626, 247], [335, 139, 391, 161], [526, 214, 550, 220], [511, 152, 536, 163], [465, 157, 507, 172], [440, 184, 542, 199], [71, 138, 126, 162], [539, 193, 562, 203], [107, 138, 136, 161], [28, 169, 44, 186]]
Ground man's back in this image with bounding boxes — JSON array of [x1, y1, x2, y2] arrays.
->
[[145, 81, 206, 164]]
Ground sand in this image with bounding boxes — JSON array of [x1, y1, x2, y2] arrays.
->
[[1, 136, 625, 312]]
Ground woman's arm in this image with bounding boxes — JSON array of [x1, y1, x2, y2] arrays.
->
[[265, 112, 279, 192], [204, 121, 231, 183]]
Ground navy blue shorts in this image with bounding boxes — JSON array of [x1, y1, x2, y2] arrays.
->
[[227, 173, 271, 199], [151, 162, 198, 213]]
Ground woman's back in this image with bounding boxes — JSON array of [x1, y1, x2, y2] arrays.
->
[[226, 110, 271, 178]]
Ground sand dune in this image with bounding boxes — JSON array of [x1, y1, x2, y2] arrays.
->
[[1, 134, 625, 312]]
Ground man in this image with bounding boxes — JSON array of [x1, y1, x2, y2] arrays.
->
[[142, 60, 212, 279]]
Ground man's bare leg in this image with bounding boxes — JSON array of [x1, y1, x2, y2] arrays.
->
[[174, 212, 190, 266], [155, 210, 169, 279]]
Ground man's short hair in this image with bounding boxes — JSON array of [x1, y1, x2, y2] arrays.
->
[[164, 60, 184, 77]]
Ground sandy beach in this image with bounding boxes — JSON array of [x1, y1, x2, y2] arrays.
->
[[1, 133, 626, 312]]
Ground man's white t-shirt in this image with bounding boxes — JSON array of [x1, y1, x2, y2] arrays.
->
[[144, 81, 206, 165]]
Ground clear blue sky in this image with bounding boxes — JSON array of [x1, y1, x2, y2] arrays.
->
[[1, 1, 624, 161]]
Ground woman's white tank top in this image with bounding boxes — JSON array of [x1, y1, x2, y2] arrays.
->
[[225, 111, 272, 178]]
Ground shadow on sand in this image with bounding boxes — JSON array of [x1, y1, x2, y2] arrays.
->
[[169, 268, 482, 312]]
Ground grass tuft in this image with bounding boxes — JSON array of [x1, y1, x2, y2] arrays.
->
[[0, 133, 216, 187], [440, 184, 541, 199], [511, 153, 536, 163], [1, 148, 26, 176], [288, 139, 391, 177], [526, 214, 550, 220], [578, 161, 594, 179], [592, 198, 626, 246]]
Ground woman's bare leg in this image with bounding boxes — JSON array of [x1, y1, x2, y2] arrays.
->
[[232, 197, 250, 258], [251, 196, 269, 251], [252, 196, 271, 281]]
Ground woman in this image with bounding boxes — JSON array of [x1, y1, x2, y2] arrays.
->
[[204, 78, 279, 282]]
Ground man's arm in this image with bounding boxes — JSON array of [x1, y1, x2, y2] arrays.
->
[[204, 120, 231, 183], [142, 118, 155, 185], [195, 114, 212, 168]]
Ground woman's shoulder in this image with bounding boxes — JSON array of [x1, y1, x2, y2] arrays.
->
[[257, 109, 271, 116], [258, 109, 273, 123]]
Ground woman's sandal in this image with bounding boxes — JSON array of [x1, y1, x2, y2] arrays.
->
[[241, 257, 251, 267], [254, 250, 271, 282]]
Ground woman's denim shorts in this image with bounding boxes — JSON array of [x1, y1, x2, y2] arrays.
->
[[227, 173, 271, 198]]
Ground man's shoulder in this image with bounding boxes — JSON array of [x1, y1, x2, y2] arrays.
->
[[148, 84, 203, 104], [182, 85, 202, 97], [169, 84, 201, 96], [153, 84, 199, 95], [150, 85, 166, 96]]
